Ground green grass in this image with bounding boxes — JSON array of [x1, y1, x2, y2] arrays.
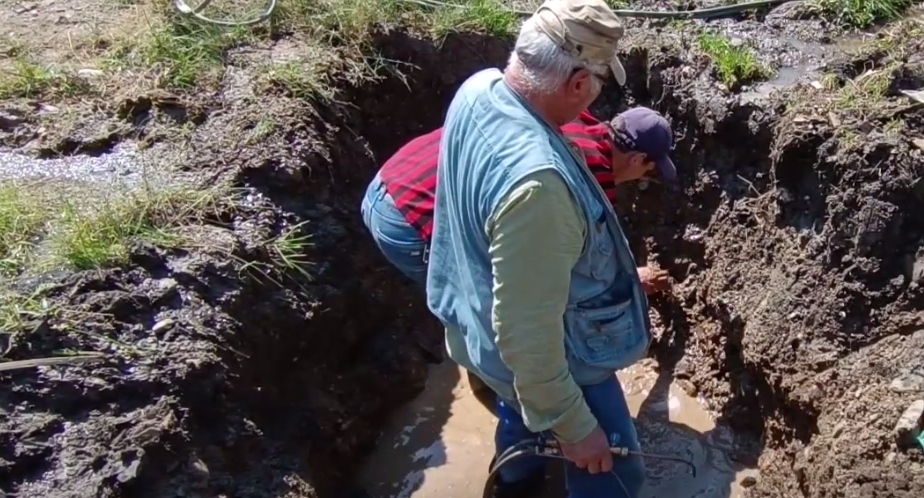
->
[[696, 32, 772, 88], [0, 184, 50, 276], [265, 60, 334, 101], [0, 286, 56, 337], [50, 186, 225, 270], [0, 58, 91, 100], [431, 0, 519, 38], [3, 0, 524, 100], [236, 220, 315, 286], [106, 14, 247, 90], [811, 0, 913, 29], [267, 221, 315, 281]]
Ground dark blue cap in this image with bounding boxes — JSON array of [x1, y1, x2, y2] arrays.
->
[[612, 107, 677, 183]]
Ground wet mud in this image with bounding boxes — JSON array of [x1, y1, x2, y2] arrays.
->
[[359, 361, 759, 498], [1, 2, 924, 498]]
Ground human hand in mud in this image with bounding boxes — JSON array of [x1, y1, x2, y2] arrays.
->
[[638, 266, 671, 295], [557, 425, 613, 474]]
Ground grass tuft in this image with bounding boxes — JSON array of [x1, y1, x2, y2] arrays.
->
[[811, 0, 914, 29], [431, 0, 519, 38], [0, 58, 92, 100], [265, 60, 334, 101], [51, 186, 226, 271], [107, 13, 248, 90], [696, 32, 772, 89], [268, 221, 315, 281], [0, 184, 50, 276], [835, 66, 895, 107], [0, 286, 56, 339]]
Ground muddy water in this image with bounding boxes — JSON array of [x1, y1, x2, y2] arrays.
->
[[359, 361, 758, 498]]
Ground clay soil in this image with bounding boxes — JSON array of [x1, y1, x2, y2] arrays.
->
[[1, 1, 923, 497]]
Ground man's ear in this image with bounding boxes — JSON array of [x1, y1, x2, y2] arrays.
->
[[568, 69, 592, 95], [636, 154, 656, 171]]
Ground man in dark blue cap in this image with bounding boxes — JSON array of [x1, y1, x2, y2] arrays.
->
[[361, 106, 677, 291]]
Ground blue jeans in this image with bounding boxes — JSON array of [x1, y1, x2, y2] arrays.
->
[[495, 374, 645, 498], [360, 174, 428, 286]]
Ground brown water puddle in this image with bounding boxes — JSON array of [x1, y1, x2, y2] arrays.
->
[[359, 361, 758, 498]]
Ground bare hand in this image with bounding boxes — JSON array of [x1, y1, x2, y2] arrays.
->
[[638, 266, 671, 295], [557, 425, 613, 474]]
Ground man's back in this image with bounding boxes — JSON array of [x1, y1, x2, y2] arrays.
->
[[379, 128, 443, 239]]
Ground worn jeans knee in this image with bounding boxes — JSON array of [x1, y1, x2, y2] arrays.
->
[[360, 175, 428, 287], [564, 375, 645, 498]]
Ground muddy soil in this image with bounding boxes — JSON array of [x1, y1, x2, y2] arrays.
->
[[359, 360, 759, 498], [608, 12, 924, 498], [1, 2, 924, 498], [0, 23, 512, 498]]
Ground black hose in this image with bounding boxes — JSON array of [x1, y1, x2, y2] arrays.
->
[[408, 0, 799, 20], [482, 439, 698, 498], [176, 0, 802, 27]]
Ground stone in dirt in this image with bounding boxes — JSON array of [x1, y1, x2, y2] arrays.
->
[[891, 374, 924, 393], [895, 400, 924, 448]]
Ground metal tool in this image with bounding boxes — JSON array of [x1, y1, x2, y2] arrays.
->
[[482, 434, 697, 498]]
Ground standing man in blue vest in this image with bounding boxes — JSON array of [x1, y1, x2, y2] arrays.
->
[[426, 1, 677, 497]]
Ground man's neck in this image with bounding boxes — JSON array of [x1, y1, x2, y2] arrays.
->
[[503, 73, 565, 129]]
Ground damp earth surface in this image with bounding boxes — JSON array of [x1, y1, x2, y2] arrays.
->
[[1, 1, 924, 498]]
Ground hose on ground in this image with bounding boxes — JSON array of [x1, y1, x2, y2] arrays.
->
[[172, 0, 800, 27], [482, 436, 697, 498], [172, 0, 277, 27]]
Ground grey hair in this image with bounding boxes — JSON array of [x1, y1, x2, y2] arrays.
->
[[505, 17, 608, 96]]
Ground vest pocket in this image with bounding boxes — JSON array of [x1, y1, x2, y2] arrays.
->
[[565, 300, 637, 366]]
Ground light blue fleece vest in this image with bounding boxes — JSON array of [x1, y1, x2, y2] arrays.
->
[[426, 69, 651, 400]]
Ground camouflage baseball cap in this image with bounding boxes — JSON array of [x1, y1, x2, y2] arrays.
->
[[533, 0, 627, 86]]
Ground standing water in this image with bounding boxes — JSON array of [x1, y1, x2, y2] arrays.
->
[[359, 361, 758, 498]]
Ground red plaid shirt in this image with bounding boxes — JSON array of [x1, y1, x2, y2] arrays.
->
[[379, 111, 615, 241]]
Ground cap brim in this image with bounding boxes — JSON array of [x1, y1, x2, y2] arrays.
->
[[609, 57, 627, 86], [655, 155, 677, 183]]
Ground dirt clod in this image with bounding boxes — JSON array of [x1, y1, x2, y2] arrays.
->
[[895, 400, 924, 448]]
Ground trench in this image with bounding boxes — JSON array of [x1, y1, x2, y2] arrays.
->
[[5, 19, 921, 498], [327, 31, 780, 498]]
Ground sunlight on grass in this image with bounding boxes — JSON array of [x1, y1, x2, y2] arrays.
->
[[51, 186, 225, 270], [811, 0, 913, 29], [0, 58, 91, 100], [106, 12, 248, 90], [0, 184, 50, 276], [697, 32, 772, 88], [431, 0, 519, 38]]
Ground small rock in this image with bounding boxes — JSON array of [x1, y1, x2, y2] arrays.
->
[[156, 278, 178, 291], [77, 68, 104, 79], [890, 373, 924, 393], [900, 89, 924, 104], [152, 319, 176, 333], [740, 475, 758, 487], [189, 456, 210, 489], [766, 1, 811, 20], [894, 399, 924, 448], [676, 379, 698, 397], [0, 111, 24, 131]]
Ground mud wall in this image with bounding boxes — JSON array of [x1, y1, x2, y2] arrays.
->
[[607, 41, 924, 496], [3, 19, 923, 498], [0, 31, 511, 498]]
